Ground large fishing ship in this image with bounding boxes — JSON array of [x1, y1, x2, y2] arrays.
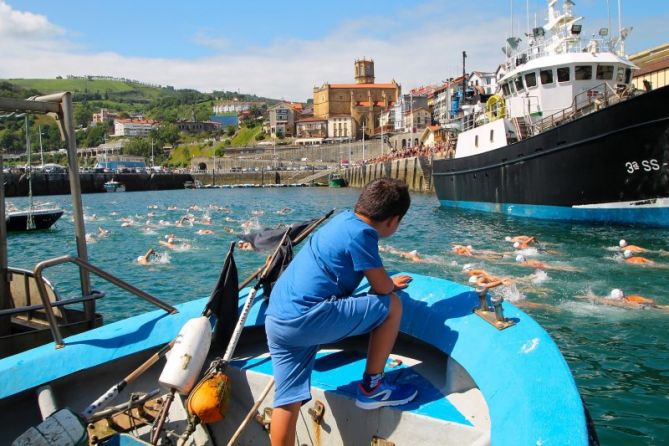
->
[[432, 0, 669, 226]]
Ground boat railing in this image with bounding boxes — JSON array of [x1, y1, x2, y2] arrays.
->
[[0, 267, 105, 319], [531, 82, 624, 134], [30, 255, 178, 348]]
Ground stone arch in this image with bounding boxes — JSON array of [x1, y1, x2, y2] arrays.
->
[[198, 162, 207, 171]]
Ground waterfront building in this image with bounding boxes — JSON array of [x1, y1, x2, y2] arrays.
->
[[212, 101, 264, 114], [94, 154, 146, 171], [92, 108, 117, 126], [313, 59, 400, 139], [393, 94, 428, 132], [295, 117, 328, 145], [176, 120, 222, 134], [268, 103, 297, 137], [630, 42, 669, 90], [403, 107, 432, 133], [113, 119, 158, 137], [327, 115, 354, 142], [468, 71, 497, 95]]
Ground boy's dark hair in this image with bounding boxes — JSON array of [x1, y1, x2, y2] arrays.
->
[[354, 178, 410, 222]]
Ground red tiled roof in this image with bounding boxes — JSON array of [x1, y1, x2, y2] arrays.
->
[[329, 83, 397, 89], [297, 117, 327, 123]]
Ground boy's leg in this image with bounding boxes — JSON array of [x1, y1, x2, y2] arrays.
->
[[270, 401, 301, 446], [366, 292, 402, 374], [356, 292, 417, 410]]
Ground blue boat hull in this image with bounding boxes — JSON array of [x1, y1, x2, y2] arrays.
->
[[0, 273, 590, 445]]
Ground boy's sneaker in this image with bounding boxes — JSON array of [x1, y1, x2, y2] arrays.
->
[[355, 379, 418, 410]]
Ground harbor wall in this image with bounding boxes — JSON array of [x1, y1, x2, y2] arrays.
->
[[341, 156, 433, 192], [3, 172, 194, 197]]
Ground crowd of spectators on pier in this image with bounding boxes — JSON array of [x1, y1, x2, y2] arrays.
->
[[356, 142, 454, 165]]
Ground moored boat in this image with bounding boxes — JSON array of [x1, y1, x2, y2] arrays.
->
[[5, 205, 63, 231], [328, 172, 348, 188], [432, 0, 669, 227], [104, 179, 126, 192]]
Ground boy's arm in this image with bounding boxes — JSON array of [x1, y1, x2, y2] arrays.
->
[[364, 267, 412, 295]]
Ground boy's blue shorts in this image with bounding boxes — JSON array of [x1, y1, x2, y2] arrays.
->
[[265, 293, 391, 408]]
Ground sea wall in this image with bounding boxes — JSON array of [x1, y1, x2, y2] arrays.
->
[[3, 172, 194, 197], [341, 157, 433, 192]]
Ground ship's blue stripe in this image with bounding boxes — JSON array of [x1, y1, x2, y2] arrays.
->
[[439, 199, 669, 227]]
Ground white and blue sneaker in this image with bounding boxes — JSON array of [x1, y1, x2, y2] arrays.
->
[[355, 379, 418, 410]]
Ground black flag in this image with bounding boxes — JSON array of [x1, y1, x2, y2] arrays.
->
[[239, 218, 317, 252], [259, 231, 293, 298], [204, 242, 239, 347]]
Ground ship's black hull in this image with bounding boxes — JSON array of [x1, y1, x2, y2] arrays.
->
[[433, 85, 669, 226], [6, 209, 63, 231]]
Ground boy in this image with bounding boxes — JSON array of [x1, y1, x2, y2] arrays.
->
[[265, 178, 417, 446]]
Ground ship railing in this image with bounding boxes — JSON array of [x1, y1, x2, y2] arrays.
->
[[531, 82, 620, 134], [28, 255, 178, 348]]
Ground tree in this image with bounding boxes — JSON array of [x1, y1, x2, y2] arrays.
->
[[225, 125, 236, 137], [74, 102, 94, 128], [122, 138, 151, 158]]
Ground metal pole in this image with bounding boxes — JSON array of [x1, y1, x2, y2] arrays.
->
[[39, 125, 44, 167], [60, 92, 93, 321], [0, 149, 10, 335], [362, 121, 366, 162]]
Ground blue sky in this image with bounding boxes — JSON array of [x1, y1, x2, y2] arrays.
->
[[1, 1, 667, 100]]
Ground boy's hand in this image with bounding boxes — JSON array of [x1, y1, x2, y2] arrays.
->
[[392, 275, 413, 290]]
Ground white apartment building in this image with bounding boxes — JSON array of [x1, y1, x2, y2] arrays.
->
[[113, 119, 157, 137], [327, 115, 353, 140]]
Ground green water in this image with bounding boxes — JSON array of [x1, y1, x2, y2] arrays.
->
[[6, 188, 669, 444]]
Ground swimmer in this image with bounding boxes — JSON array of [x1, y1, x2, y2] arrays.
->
[[97, 226, 109, 237], [223, 226, 235, 234], [619, 240, 647, 253], [175, 216, 194, 227], [505, 235, 536, 245], [398, 249, 423, 263], [452, 244, 474, 257], [276, 207, 292, 215], [137, 248, 156, 265], [147, 204, 158, 209], [623, 250, 655, 265], [159, 234, 191, 250], [200, 215, 212, 225], [237, 240, 254, 250], [197, 229, 215, 235], [167, 205, 178, 211], [514, 254, 581, 272], [577, 289, 669, 312]]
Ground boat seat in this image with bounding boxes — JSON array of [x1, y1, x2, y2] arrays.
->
[[233, 349, 472, 427], [7, 268, 65, 323]]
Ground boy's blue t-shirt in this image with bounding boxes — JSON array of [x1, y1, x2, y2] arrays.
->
[[267, 210, 384, 320]]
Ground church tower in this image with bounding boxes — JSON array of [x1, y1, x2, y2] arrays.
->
[[354, 58, 375, 84]]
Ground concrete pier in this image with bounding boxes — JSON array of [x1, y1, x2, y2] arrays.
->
[[3, 172, 194, 197], [341, 156, 433, 192]]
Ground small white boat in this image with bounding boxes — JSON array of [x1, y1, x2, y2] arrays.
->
[[104, 180, 126, 192]]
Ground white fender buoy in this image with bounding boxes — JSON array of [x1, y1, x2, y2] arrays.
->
[[159, 316, 212, 394]]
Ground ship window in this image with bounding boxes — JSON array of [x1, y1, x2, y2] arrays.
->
[[625, 68, 632, 84], [502, 83, 511, 96], [616, 67, 625, 82], [540, 69, 554, 84], [475, 135, 479, 147], [557, 67, 571, 82], [515, 77, 525, 92], [596, 65, 614, 80], [525, 72, 537, 88], [575, 65, 592, 80]]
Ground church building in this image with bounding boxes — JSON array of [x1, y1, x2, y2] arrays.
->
[[313, 59, 400, 139]]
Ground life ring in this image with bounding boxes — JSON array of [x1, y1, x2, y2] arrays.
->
[[486, 95, 506, 121]]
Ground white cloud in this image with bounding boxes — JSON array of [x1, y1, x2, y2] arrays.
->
[[0, 5, 508, 101], [0, 0, 62, 37], [0, 1, 663, 101]]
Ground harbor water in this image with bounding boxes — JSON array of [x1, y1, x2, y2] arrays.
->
[[6, 187, 669, 445]]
